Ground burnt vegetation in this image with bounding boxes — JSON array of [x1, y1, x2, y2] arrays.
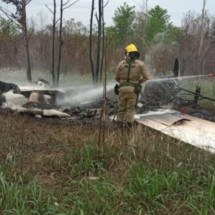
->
[[0, 2, 215, 81]]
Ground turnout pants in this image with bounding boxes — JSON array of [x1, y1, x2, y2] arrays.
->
[[117, 88, 137, 123]]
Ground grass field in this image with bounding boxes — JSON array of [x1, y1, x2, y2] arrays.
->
[[0, 109, 215, 215], [179, 76, 215, 110]]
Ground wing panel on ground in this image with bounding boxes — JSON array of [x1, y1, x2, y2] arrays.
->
[[136, 110, 215, 153]]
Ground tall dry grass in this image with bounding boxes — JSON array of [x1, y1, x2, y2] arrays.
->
[[0, 110, 214, 214]]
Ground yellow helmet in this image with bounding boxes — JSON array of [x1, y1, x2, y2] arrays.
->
[[125, 43, 138, 53]]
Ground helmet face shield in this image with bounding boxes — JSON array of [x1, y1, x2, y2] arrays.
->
[[124, 44, 140, 60], [129, 51, 140, 59]]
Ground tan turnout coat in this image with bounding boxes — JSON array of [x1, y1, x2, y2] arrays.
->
[[115, 59, 149, 123]]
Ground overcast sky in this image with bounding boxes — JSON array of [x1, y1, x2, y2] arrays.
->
[[4, 0, 215, 27]]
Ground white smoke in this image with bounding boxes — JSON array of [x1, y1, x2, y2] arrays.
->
[[57, 82, 116, 106]]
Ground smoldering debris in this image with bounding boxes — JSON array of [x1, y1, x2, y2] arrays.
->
[[1, 83, 117, 120], [61, 97, 117, 120], [0, 79, 214, 123]]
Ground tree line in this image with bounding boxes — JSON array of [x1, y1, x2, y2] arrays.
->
[[0, 1, 215, 86]]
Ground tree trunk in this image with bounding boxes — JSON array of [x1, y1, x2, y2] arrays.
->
[[22, 0, 32, 82], [89, 0, 95, 84], [98, 0, 105, 84], [198, 0, 207, 74], [51, 0, 56, 86], [56, 0, 63, 86], [95, 0, 102, 85]]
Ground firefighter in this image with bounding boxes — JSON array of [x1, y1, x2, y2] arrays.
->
[[115, 43, 149, 129]]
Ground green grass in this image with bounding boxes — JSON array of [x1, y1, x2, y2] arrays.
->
[[0, 111, 215, 214], [0, 120, 215, 214], [179, 77, 215, 110], [0, 172, 58, 215]]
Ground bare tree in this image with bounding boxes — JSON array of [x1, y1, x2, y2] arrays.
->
[[45, 0, 56, 86], [56, 0, 63, 86], [97, 0, 105, 151], [89, 0, 95, 84], [197, 0, 207, 74], [1, 0, 33, 82], [89, 0, 107, 85], [96, 0, 104, 84], [46, 0, 79, 86], [56, 0, 80, 86], [179, 10, 215, 76], [198, 0, 207, 57]]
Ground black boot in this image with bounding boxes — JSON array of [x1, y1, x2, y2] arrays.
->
[[117, 121, 123, 130], [125, 122, 133, 132]]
